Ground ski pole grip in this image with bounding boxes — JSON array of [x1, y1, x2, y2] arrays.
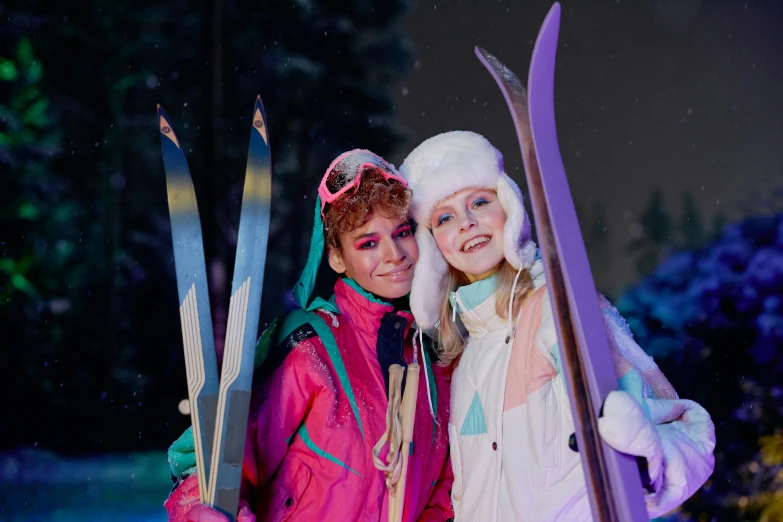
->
[[400, 363, 420, 442]]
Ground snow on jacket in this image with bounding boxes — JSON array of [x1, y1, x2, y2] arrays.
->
[[165, 277, 454, 521], [447, 276, 715, 522]]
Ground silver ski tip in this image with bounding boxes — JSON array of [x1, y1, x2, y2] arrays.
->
[[474, 47, 524, 94]]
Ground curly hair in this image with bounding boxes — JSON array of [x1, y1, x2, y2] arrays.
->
[[323, 168, 412, 250]]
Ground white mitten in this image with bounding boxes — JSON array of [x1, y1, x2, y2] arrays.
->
[[598, 391, 665, 494], [598, 390, 716, 519]]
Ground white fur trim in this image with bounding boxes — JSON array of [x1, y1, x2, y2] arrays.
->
[[410, 226, 449, 330], [400, 131, 503, 226], [496, 173, 536, 270], [403, 131, 539, 327]]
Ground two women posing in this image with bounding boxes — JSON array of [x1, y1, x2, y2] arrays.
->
[[166, 134, 715, 522]]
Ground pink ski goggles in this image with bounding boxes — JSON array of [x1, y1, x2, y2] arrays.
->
[[318, 149, 407, 216]]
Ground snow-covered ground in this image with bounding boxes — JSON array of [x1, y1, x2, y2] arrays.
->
[[0, 447, 171, 521]]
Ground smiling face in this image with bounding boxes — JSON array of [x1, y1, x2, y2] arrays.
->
[[430, 188, 507, 282], [328, 213, 418, 299]]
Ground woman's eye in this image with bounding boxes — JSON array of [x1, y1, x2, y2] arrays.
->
[[472, 198, 489, 209], [396, 229, 411, 239], [359, 241, 376, 250], [436, 214, 452, 227]]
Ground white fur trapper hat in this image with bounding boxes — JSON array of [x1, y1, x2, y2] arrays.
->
[[399, 131, 538, 330]]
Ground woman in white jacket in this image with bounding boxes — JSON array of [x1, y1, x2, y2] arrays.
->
[[399, 131, 716, 522]]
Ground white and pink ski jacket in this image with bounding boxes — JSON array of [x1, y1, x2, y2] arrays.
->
[[447, 275, 715, 522]]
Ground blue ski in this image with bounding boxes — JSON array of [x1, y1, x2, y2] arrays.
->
[[207, 97, 272, 518], [158, 106, 220, 503]]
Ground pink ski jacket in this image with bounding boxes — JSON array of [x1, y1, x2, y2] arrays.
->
[[165, 277, 453, 521]]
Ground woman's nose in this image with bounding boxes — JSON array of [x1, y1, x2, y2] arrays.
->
[[459, 213, 477, 232]]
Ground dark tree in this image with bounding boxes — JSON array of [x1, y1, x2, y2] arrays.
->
[[1, 0, 413, 453]]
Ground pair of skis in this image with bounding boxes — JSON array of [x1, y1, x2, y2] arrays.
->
[[158, 96, 272, 520], [477, 3, 649, 521]]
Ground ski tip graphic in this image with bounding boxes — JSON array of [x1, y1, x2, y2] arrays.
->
[[253, 107, 268, 144], [252, 96, 268, 144], [158, 107, 181, 149]]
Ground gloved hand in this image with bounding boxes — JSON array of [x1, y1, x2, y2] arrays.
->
[[598, 390, 716, 518], [165, 473, 256, 522]]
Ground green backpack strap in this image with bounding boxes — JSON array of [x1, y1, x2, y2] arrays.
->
[[421, 334, 438, 419], [418, 333, 440, 445]]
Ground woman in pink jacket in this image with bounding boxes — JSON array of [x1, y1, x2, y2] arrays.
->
[[399, 131, 716, 521], [165, 150, 453, 522]]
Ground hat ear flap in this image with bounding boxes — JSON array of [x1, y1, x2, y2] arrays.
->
[[410, 227, 449, 330], [497, 173, 536, 270]]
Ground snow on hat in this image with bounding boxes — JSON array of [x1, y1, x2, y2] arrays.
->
[[399, 131, 538, 329], [294, 149, 404, 312]]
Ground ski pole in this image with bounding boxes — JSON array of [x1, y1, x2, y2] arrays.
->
[[391, 363, 419, 522]]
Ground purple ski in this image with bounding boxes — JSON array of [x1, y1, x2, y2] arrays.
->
[[475, 3, 648, 521]]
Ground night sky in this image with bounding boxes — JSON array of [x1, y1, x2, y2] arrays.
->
[[395, 0, 783, 295]]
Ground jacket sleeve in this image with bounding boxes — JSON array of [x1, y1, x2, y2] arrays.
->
[[536, 288, 678, 400], [597, 293, 679, 401], [240, 326, 325, 501], [538, 289, 715, 516], [597, 293, 716, 517], [165, 324, 323, 520], [164, 473, 255, 521]]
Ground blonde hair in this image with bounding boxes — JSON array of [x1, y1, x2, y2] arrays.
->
[[436, 260, 534, 366]]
